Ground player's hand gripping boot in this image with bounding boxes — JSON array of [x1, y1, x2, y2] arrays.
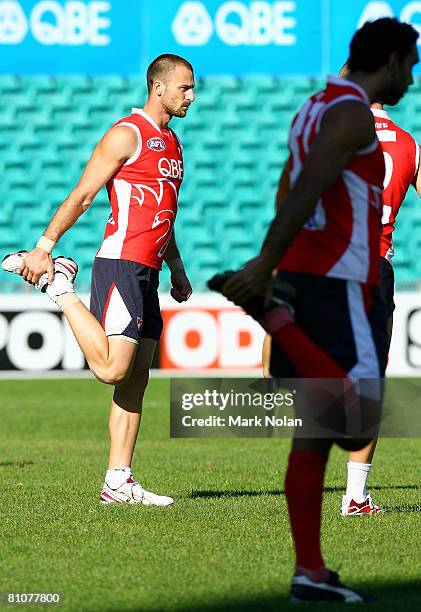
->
[[2, 251, 78, 301], [1, 250, 48, 290], [207, 269, 296, 319]]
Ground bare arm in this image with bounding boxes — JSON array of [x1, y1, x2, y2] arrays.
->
[[275, 155, 291, 212], [261, 156, 291, 367], [262, 333, 272, 377], [21, 125, 138, 284], [260, 101, 375, 268], [223, 100, 377, 300]]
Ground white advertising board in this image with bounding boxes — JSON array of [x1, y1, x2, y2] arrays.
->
[[0, 292, 419, 375]]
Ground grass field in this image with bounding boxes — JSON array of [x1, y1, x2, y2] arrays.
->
[[0, 378, 420, 611]]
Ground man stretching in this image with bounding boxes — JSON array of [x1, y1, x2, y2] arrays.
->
[[3, 54, 195, 506]]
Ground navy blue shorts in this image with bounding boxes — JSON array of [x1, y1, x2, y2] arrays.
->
[[90, 258, 163, 344], [270, 271, 389, 381]]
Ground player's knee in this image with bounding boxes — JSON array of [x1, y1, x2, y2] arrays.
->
[[94, 365, 131, 386], [335, 437, 374, 452], [121, 370, 149, 397], [111, 372, 131, 387], [113, 369, 150, 405]]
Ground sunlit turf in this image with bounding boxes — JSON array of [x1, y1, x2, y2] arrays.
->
[[0, 379, 419, 611]]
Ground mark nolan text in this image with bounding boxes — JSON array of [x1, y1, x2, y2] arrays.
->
[[229, 416, 302, 427], [181, 415, 302, 427]]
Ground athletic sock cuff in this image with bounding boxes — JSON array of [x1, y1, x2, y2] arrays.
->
[[56, 293, 80, 312], [347, 461, 372, 472]]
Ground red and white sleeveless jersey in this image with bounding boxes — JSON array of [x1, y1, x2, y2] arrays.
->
[[373, 108, 419, 261], [97, 108, 183, 269], [279, 76, 385, 285]]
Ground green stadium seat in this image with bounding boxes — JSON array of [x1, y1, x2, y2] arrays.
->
[[205, 76, 241, 93], [241, 76, 281, 95], [0, 75, 22, 92], [0, 235, 21, 254], [193, 88, 219, 111], [1, 75, 421, 291], [228, 246, 258, 269]]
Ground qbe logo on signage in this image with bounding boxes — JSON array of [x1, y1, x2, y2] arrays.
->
[[172, 1, 297, 47], [145, 0, 421, 76], [169, 0, 421, 49], [0, 0, 142, 74], [145, 0, 322, 75], [0, 0, 110, 45]]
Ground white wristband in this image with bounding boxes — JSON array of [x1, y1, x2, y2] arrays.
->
[[36, 236, 56, 254], [168, 257, 185, 273]]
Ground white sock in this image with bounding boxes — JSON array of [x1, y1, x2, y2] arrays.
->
[[105, 466, 131, 489], [346, 461, 371, 502]]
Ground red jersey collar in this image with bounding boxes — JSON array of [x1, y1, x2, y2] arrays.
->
[[132, 107, 163, 133]]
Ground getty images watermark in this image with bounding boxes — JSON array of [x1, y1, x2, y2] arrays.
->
[[180, 388, 300, 429], [170, 378, 421, 439], [171, 379, 310, 438]]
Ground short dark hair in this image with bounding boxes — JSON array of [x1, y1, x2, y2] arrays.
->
[[146, 54, 194, 92], [348, 17, 418, 73]]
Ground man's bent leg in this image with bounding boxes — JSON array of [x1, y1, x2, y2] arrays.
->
[[3, 254, 138, 385], [62, 301, 138, 385]]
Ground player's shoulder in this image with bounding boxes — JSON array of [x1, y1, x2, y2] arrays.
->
[[392, 119, 417, 144], [290, 90, 323, 126], [114, 108, 165, 135], [113, 110, 143, 129], [323, 76, 368, 105], [375, 111, 415, 141]]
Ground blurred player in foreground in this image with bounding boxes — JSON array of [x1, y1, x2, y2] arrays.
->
[[339, 61, 421, 515], [2, 54, 195, 506], [209, 18, 418, 603], [262, 63, 421, 516]]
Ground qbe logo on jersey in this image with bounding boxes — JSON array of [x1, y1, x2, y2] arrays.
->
[[0, 1, 111, 45]]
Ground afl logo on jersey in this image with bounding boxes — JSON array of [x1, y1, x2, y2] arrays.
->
[[147, 137, 166, 152]]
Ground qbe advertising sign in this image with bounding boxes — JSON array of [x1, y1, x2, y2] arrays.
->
[[0, 0, 142, 74], [2, 1, 421, 75], [143, 0, 421, 75], [145, 0, 323, 75]]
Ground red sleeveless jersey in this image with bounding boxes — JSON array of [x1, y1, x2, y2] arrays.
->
[[373, 108, 419, 261], [97, 108, 183, 269], [279, 76, 385, 285]]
